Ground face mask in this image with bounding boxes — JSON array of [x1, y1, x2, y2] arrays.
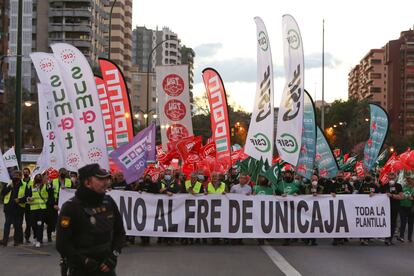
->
[[23, 174, 29, 178], [311, 181, 318, 186], [164, 175, 171, 181], [197, 175, 204, 181], [284, 176, 293, 183], [60, 173, 66, 178], [351, 176, 358, 181], [364, 177, 372, 182], [294, 179, 300, 184], [389, 180, 395, 185], [70, 177, 76, 183]]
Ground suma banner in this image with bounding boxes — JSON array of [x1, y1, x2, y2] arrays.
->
[[295, 91, 316, 179], [156, 65, 193, 151], [35, 83, 64, 171], [202, 68, 232, 171], [51, 43, 109, 170], [110, 123, 156, 184], [60, 189, 390, 238], [98, 58, 134, 149], [245, 17, 274, 163], [30, 52, 83, 171], [315, 126, 339, 179], [276, 14, 305, 166], [363, 104, 389, 172]]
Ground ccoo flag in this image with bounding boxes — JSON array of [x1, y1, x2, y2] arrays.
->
[[363, 104, 389, 172], [295, 91, 316, 179], [276, 14, 305, 166], [245, 17, 274, 163]]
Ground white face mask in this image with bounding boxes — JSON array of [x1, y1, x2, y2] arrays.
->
[[311, 181, 318, 186], [351, 176, 358, 181], [389, 180, 395, 185], [71, 177, 76, 183]]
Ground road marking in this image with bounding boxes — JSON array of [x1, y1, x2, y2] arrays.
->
[[17, 246, 50, 256], [261, 245, 302, 276]]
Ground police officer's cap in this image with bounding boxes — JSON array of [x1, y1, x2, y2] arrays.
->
[[78, 163, 111, 183]]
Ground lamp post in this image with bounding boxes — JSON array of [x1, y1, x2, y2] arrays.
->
[[146, 38, 177, 127], [14, 0, 23, 167], [108, 0, 117, 60]]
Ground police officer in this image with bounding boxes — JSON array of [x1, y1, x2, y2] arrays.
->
[[56, 164, 125, 276]]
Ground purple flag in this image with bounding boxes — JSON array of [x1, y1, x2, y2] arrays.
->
[[110, 123, 156, 184]]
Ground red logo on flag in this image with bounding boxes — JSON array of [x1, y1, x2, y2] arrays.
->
[[163, 74, 184, 96], [164, 99, 186, 121], [167, 124, 189, 141], [372, 121, 377, 130]]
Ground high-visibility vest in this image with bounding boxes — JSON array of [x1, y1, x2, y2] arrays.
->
[[207, 182, 226, 194], [52, 178, 72, 201], [22, 179, 33, 189], [4, 182, 26, 208], [185, 180, 202, 193], [30, 184, 48, 211]]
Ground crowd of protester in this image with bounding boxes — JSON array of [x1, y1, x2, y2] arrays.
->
[[1, 164, 414, 248]]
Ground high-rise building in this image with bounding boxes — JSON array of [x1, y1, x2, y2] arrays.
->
[[348, 49, 386, 109], [131, 26, 189, 125], [8, 0, 33, 93], [104, 0, 132, 84], [384, 30, 414, 137], [348, 29, 414, 137], [181, 45, 195, 113], [0, 0, 9, 95]]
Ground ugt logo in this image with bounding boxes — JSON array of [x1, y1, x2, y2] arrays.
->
[[162, 74, 184, 96], [287, 29, 300, 49], [276, 133, 298, 154], [249, 133, 271, 153], [257, 31, 268, 51]]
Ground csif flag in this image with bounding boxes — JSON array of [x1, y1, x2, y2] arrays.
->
[[276, 14, 305, 166], [245, 16, 274, 163], [363, 104, 389, 172], [202, 68, 232, 171], [315, 126, 339, 179], [295, 91, 316, 179]]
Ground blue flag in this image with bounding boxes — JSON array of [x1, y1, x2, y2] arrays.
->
[[315, 126, 339, 179], [363, 104, 389, 172], [295, 91, 316, 179], [110, 123, 156, 184]]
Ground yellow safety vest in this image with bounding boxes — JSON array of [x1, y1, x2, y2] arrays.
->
[[185, 180, 202, 194], [52, 178, 72, 201], [207, 182, 226, 194], [4, 182, 27, 208], [30, 184, 48, 211], [22, 179, 33, 189]]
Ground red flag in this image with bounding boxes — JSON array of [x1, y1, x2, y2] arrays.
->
[[176, 136, 202, 161], [200, 139, 216, 159], [202, 68, 232, 171], [355, 161, 364, 177]]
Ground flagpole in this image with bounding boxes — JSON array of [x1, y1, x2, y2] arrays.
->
[[321, 19, 325, 130]]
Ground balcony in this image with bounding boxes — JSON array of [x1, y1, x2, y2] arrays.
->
[[49, 38, 92, 49], [49, 8, 91, 18], [48, 23, 92, 33]]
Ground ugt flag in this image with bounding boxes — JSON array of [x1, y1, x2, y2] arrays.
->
[[110, 123, 156, 184], [363, 104, 389, 172]]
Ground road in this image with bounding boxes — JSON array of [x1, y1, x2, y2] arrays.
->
[[0, 211, 413, 275]]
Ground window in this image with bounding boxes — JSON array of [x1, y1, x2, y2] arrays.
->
[[370, 87, 381, 93], [371, 59, 382, 64]]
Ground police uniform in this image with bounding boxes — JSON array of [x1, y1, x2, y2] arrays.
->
[[56, 164, 125, 276]]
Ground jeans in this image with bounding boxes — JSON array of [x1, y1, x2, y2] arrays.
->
[[399, 206, 414, 240], [31, 209, 46, 243], [2, 211, 24, 245]]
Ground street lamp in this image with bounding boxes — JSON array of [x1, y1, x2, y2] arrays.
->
[[146, 38, 177, 126], [108, 0, 117, 60]]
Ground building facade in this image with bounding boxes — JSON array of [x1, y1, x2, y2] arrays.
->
[[349, 29, 414, 137], [181, 45, 195, 113], [0, 0, 9, 95]]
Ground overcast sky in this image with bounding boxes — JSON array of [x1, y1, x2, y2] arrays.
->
[[133, 0, 414, 111]]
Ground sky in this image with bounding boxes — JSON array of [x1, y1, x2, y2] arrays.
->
[[133, 0, 414, 112]]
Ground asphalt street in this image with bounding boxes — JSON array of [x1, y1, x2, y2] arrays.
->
[[1, 212, 413, 276]]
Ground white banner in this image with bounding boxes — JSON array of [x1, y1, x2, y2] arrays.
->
[[35, 83, 65, 172], [156, 65, 194, 151], [0, 148, 11, 183], [3, 147, 19, 169], [51, 43, 109, 170], [276, 14, 305, 166], [245, 17, 274, 163], [60, 190, 390, 238], [30, 52, 84, 171]]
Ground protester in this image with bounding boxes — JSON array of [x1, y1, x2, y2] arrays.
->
[[26, 173, 48, 248], [302, 174, 323, 246], [1, 171, 26, 246], [381, 172, 403, 245], [185, 172, 204, 195], [22, 167, 34, 244], [398, 173, 414, 243], [70, 171, 80, 189], [206, 172, 227, 195], [112, 171, 127, 190], [253, 174, 274, 195], [230, 173, 251, 195], [158, 168, 179, 196]]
